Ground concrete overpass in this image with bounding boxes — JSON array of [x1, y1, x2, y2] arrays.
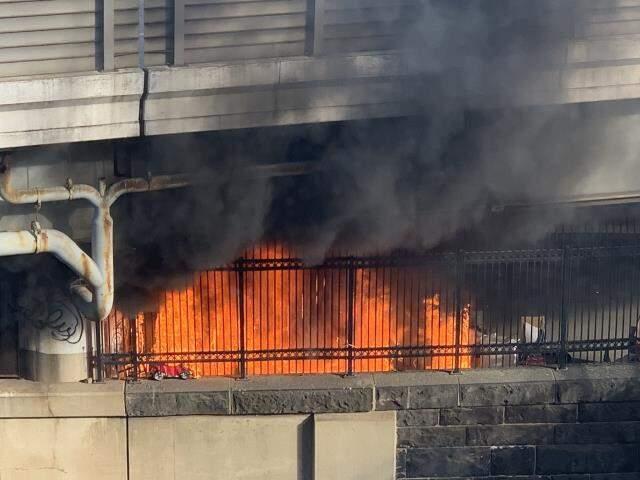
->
[[2, 0, 640, 149]]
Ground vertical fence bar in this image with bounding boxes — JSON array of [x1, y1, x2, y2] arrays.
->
[[453, 251, 464, 373], [559, 247, 570, 369], [237, 263, 247, 379], [101, 0, 115, 71], [346, 263, 356, 376], [131, 316, 139, 380], [95, 321, 104, 382], [173, 0, 185, 66], [305, 0, 325, 55]]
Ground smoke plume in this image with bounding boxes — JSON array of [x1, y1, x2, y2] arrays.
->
[[104, 0, 640, 309]]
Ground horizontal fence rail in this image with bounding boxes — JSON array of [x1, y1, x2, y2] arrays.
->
[[98, 244, 640, 380]]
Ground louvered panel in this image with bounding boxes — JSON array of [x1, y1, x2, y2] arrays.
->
[[321, 0, 422, 55], [184, 0, 306, 65], [0, 0, 98, 78], [114, 0, 169, 68], [572, 0, 640, 64]]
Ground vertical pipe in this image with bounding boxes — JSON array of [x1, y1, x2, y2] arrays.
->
[[92, 206, 114, 321], [453, 251, 463, 373], [237, 263, 246, 379], [102, 0, 115, 71], [346, 263, 355, 376], [173, 0, 185, 65], [559, 247, 570, 369]]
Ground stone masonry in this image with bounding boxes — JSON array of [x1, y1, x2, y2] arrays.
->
[[123, 364, 640, 479], [381, 366, 640, 480], [2, 364, 635, 479]]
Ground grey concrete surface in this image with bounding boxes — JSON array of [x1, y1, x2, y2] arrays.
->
[[0, 417, 127, 479], [0, 379, 125, 417], [129, 415, 310, 480], [314, 411, 396, 480], [19, 349, 87, 384], [0, 69, 143, 149]]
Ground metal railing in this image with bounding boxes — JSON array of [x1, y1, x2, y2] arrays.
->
[[97, 243, 640, 379]]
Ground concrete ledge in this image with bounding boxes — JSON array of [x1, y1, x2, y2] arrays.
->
[[374, 371, 459, 410], [555, 364, 640, 403], [0, 380, 125, 417], [126, 378, 231, 417], [231, 374, 374, 415], [0, 69, 143, 149], [2, 364, 637, 418], [122, 364, 640, 417], [146, 53, 412, 93], [143, 53, 420, 137], [459, 367, 556, 407]]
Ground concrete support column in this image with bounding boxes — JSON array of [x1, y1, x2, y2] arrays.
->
[[18, 291, 89, 383]]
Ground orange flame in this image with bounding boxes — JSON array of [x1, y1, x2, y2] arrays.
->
[[105, 244, 474, 377]]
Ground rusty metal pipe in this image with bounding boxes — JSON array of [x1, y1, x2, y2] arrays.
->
[[0, 231, 37, 256], [106, 174, 192, 206], [70, 282, 93, 304], [0, 229, 102, 289], [91, 207, 114, 321], [0, 153, 191, 322], [0, 158, 101, 207], [41, 229, 103, 289]]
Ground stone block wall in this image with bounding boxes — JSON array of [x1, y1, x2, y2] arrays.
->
[[376, 366, 640, 480], [0, 364, 639, 479], [125, 364, 640, 479]]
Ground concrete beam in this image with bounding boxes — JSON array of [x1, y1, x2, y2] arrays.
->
[[0, 380, 125, 418], [142, 53, 420, 137], [0, 69, 143, 149]]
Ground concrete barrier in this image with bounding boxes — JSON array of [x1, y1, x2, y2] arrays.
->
[[128, 415, 311, 480], [0, 417, 127, 479], [314, 411, 396, 480]]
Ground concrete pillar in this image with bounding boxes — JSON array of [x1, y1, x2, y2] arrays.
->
[[18, 288, 90, 383]]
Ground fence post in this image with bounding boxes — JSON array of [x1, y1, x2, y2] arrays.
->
[[305, 0, 325, 55], [346, 263, 356, 376], [559, 247, 570, 369], [101, 0, 115, 71], [453, 250, 464, 373], [95, 321, 105, 382], [172, 0, 185, 66], [237, 263, 247, 379]]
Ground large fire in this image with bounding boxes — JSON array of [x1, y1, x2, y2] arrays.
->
[[104, 244, 474, 377]]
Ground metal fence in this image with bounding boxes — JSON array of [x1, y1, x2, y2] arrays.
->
[[97, 244, 640, 379]]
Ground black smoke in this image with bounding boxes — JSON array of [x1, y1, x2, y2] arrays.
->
[[109, 0, 640, 311]]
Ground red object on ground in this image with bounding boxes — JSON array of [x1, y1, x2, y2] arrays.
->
[[149, 363, 194, 380]]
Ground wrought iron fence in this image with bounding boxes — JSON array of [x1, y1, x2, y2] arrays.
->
[[96, 244, 640, 380]]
